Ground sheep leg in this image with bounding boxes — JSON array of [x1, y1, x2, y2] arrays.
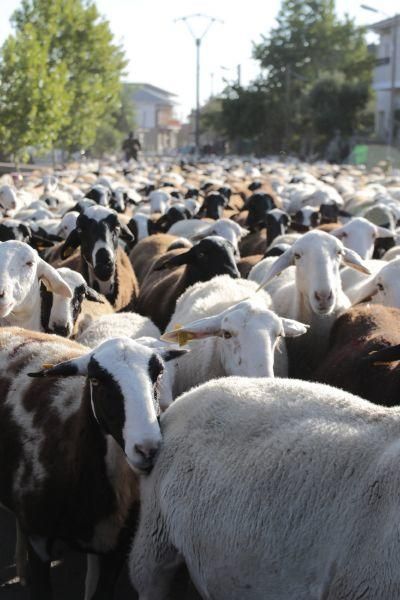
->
[[15, 519, 28, 585], [27, 540, 52, 600], [89, 546, 129, 600], [130, 517, 183, 600], [84, 554, 100, 600]]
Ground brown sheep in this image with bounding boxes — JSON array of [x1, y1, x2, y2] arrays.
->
[[312, 304, 400, 406]]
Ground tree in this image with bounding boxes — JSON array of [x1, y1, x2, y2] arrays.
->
[[90, 85, 136, 156], [0, 21, 70, 161], [216, 0, 374, 156], [0, 0, 127, 159]]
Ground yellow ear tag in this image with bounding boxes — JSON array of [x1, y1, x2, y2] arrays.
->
[[42, 363, 54, 370], [172, 324, 196, 347]]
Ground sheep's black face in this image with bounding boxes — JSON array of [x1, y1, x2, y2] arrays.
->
[[192, 237, 240, 281], [265, 212, 290, 244], [199, 193, 226, 220], [78, 213, 120, 281], [246, 193, 276, 231], [0, 223, 30, 243]]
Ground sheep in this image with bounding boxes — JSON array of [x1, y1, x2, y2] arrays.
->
[[56, 210, 79, 239], [149, 189, 170, 214], [129, 233, 192, 286], [0, 241, 72, 331], [163, 275, 307, 396], [239, 209, 291, 257], [242, 191, 276, 231], [57, 206, 139, 311], [256, 230, 370, 376], [0, 327, 185, 599], [130, 376, 400, 600], [77, 312, 160, 348], [0, 184, 18, 215], [331, 216, 394, 259], [313, 304, 400, 405], [169, 218, 247, 255], [291, 205, 321, 231], [40, 267, 105, 337], [345, 257, 400, 308], [197, 191, 227, 219], [127, 213, 159, 246], [0, 219, 32, 243], [137, 236, 241, 332]]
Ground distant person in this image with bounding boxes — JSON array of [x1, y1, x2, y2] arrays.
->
[[122, 131, 141, 161]]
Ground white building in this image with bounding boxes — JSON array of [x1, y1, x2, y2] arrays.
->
[[372, 15, 400, 145], [126, 83, 181, 153]]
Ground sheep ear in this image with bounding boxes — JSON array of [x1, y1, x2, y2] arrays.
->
[[85, 286, 104, 303], [363, 344, 400, 365], [346, 276, 379, 305], [375, 226, 394, 239], [37, 259, 73, 298], [28, 354, 90, 378], [161, 314, 224, 346], [157, 249, 193, 270], [61, 228, 81, 259], [256, 248, 294, 290], [281, 318, 309, 338], [119, 224, 135, 245], [341, 247, 371, 275], [159, 349, 189, 361]]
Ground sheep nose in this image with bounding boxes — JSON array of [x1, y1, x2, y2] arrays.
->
[[0, 290, 4, 298], [134, 443, 159, 462], [52, 325, 69, 337], [314, 290, 333, 302]]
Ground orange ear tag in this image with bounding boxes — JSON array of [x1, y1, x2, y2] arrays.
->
[[42, 363, 54, 370]]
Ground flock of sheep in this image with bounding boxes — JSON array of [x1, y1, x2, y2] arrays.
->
[[1, 156, 400, 598]]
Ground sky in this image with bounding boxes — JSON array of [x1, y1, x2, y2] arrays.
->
[[0, 0, 397, 121]]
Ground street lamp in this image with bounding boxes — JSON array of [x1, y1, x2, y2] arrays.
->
[[361, 4, 398, 150], [175, 14, 224, 155]]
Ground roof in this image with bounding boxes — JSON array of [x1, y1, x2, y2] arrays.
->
[[124, 82, 179, 107], [370, 15, 400, 33]]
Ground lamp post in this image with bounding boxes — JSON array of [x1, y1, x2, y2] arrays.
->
[[175, 14, 223, 155], [361, 4, 399, 149]]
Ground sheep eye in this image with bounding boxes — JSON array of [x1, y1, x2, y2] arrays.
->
[[90, 378, 100, 386], [294, 253, 301, 260], [198, 252, 205, 259], [377, 283, 384, 291], [26, 261, 33, 267], [222, 330, 232, 339]]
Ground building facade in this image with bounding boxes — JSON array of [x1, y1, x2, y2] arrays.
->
[[126, 83, 181, 153], [372, 16, 400, 146]]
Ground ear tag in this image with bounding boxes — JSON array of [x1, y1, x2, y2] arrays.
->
[[42, 363, 54, 370]]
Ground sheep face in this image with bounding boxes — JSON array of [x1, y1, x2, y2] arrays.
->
[[62, 206, 134, 282], [0, 220, 31, 243], [41, 267, 103, 337], [163, 298, 307, 377], [31, 338, 185, 473], [0, 185, 18, 214], [0, 241, 72, 318], [161, 236, 240, 280], [245, 193, 276, 231], [198, 193, 226, 220], [332, 217, 394, 260], [258, 231, 370, 316], [292, 206, 321, 231], [56, 211, 78, 239]]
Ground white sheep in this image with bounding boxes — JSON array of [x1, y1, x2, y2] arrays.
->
[[164, 275, 307, 396], [0, 241, 72, 331], [130, 376, 400, 600], [77, 312, 160, 348], [331, 216, 393, 259], [149, 190, 170, 214], [346, 257, 400, 308], [256, 230, 370, 375]]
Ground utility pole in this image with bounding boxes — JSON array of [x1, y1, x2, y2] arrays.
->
[[175, 14, 223, 155]]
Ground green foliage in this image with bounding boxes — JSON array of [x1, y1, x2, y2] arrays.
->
[[90, 85, 136, 156], [0, 0, 127, 159], [216, 0, 374, 156]]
